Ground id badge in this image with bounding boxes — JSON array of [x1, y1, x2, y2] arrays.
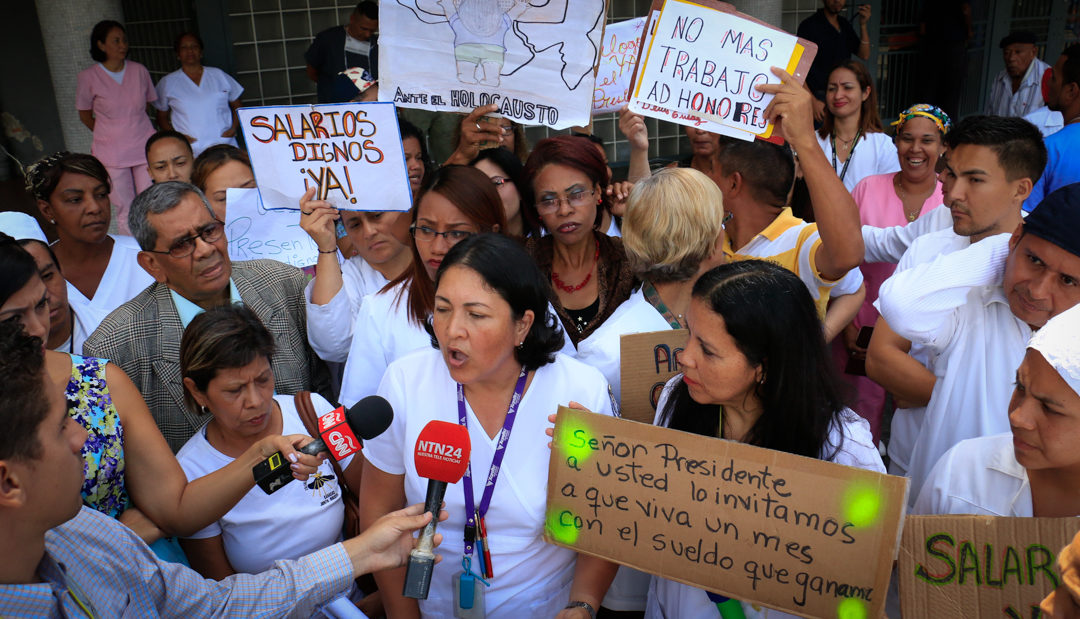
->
[[453, 570, 485, 619]]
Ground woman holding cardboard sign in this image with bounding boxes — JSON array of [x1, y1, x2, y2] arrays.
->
[[814, 60, 898, 193], [645, 260, 885, 618]]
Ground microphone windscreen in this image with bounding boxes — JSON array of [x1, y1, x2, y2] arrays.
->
[[347, 395, 394, 440], [413, 421, 471, 483]]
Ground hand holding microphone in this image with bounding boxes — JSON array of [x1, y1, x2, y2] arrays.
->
[[403, 420, 472, 600], [253, 395, 394, 494]]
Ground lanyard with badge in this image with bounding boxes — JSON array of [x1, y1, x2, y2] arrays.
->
[[830, 128, 862, 183], [452, 367, 527, 618], [641, 280, 684, 329]]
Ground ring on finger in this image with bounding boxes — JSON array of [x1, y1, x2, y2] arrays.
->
[[301, 210, 313, 215], [475, 122, 482, 131]]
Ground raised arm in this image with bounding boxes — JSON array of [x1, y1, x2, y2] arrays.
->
[[757, 68, 864, 280], [861, 204, 951, 264], [619, 106, 651, 184]]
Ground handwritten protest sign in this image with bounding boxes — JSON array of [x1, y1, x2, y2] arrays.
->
[[620, 329, 688, 423], [546, 407, 908, 619], [629, 0, 815, 141], [225, 188, 319, 268], [593, 17, 648, 114], [379, 0, 605, 129], [236, 102, 411, 212], [899, 515, 1079, 619]]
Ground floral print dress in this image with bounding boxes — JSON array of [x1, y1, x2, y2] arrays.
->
[[65, 355, 129, 517]]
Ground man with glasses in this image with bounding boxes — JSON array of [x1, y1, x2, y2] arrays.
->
[[84, 182, 330, 451]]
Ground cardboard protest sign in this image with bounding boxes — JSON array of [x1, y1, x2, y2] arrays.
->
[[619, 329, 688, 423], [224, 188, 319, 268], [236, 102, 411, 212], [629, 0, 817, 141], [593, 17, 648, 114], [379, 0, 605, 129], [546, 407, 908, 619], [899, 515, 1079, 619]]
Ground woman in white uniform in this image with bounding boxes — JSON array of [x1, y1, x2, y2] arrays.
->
[[338, 166, 507, 407], [814, 60, 899, 193], [24, 152, 155, 343], [360, 233, 619, 618], [915, 303, 1080, 518], [154, 32, 244, 157], [646, 260, 885, 619], [176, 304, 359, 581]]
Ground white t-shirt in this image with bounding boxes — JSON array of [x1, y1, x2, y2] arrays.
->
[[576, 287, 672, 403], [645, 376, 885, 619], [913, 433, 1032, 517], [154, 66, 244, 156], [364, 349, 617, 618], [861, 204, 952, 265], [305, 256, 390, 363], [881, 228, 968, 479], [176, 393, 353, 575], [816, 131, 900, 193], [74, 235, 155, 353]]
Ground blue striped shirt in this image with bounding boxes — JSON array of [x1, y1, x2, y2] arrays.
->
[[0, 506, 353, 618]]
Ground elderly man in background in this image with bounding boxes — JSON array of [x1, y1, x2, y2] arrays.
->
[[986, 31, 1051, 117]]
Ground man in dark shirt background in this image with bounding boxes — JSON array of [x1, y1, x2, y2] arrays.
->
[[797, 0, 871, 121], [305, 1, 379, 103]]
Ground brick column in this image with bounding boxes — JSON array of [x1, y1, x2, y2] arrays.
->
[[35, 0, 124, 153]]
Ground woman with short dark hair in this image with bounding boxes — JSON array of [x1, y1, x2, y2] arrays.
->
[[154, 32, 244, 157], [190, 144, 254, 220], [470, 146, 540, 238], [646, 260, 884, 618], [360, 233, 618, 618], [76, 20, 157, 233]]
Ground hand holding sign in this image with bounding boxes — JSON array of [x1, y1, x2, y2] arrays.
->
[[756, 67, 817, 151], [298, 186, 340, 254]]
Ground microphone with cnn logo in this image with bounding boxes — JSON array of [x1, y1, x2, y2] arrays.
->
[[403, 420, 471, 600], [253, 395, 393, 494]]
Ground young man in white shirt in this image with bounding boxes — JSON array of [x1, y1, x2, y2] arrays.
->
[[878, 179, 1080, 504], [864, 116, 1046, 479]]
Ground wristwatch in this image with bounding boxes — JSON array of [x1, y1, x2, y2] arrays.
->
[[565, 601, 597, 619]]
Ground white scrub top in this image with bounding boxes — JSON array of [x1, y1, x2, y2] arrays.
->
[[816, 131, 900, 193], [305, 255, 390, 363], [913, 433, 1031, 517], [72, 235, 155, 352], [364, 348, 617, 618], [154, 66, 243, 156]]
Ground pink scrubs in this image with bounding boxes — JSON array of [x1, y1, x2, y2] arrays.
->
[[76, 61, 156, 235]]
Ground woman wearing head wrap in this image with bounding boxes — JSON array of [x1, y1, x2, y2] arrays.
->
[[833, 103, 952, 446], [914, 302, 1080, 517]]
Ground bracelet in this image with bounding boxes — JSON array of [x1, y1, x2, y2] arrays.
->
[[564, 601, 597, 619], [318, 248, 338, 254], [860, 39, 870, 44]]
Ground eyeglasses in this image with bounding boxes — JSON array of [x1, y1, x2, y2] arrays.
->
[[490, 176, 510, 187], [146, 220, 225, 258], [410, 225, 474, 243], [536, 189, 595, 214]]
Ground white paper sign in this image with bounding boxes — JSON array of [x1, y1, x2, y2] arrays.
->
[[593, 17, 647, 114], [380, 0, 605, 129], [225, 188, 319, 268], [236, 102, 412, 212], [629, 0, 798, 141]]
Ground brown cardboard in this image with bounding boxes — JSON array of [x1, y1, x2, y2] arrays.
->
[[619, 329, 688, 423], [899, 515, 1080, 619], [545, 407, 908, 619], [627, 0, 818, 145]]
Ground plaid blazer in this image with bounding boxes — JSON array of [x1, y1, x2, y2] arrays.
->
[[83, 259, 331, 452]]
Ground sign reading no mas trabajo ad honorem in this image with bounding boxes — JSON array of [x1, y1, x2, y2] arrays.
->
[[546, 407, 908, 619], [237, 102, 412, 213]]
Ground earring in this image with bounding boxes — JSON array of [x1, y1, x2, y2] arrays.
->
[[200, 405, 210, 414], [49, 219, 56, 224]]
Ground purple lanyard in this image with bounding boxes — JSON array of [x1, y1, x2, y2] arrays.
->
[[457, 367, 528, 557]]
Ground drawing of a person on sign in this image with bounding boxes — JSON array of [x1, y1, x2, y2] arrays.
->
[[437, 0, 529, 86]]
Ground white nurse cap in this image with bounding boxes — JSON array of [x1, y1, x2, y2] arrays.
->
[[0, 211, 47, 243], [1028, 303, 1080, 397]]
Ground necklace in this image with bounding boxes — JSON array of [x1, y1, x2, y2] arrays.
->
[[551, 239, 600, 293], [893, 174, 934, 222]]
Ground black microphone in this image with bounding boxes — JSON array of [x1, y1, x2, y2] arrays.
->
[[253, 395, 393, 494]]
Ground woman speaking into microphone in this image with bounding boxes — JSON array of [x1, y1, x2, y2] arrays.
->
[[359, 233, 618, 618]]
